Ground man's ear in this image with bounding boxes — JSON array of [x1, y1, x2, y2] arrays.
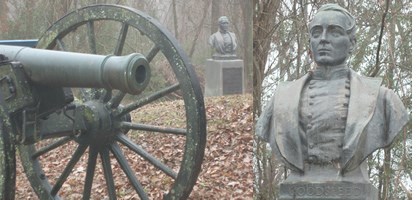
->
[[308, 39, 313, 60], [349, 37, 357, 54], [308, 48, 313, 60]]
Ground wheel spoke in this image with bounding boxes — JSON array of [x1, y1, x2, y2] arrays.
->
[[51, 144, 88, 196], [116, 83, 180, 117], [100, 148, 117, 200], [108, 91, 126, 108], [82, 147, 98, 200], [87, 21, 97, 54], [110, 142, 149, 200], [119, 122, 186, 136], [31, 137, 72, 159], [146, 45, 160, 62], [114, 23, 129, 56], [117, 134, 177, 178], [100, 89, 112, 103], [56, 38, 66, 51]]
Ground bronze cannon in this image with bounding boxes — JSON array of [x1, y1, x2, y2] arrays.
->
[[0, 4, 206, 200]]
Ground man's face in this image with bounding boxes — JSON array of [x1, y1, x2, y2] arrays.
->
[[219, 20, 229, 32], [309, 11, 354, 66]]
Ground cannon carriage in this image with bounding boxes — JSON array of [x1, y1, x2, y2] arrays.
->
[[0, 4, 206, 200]]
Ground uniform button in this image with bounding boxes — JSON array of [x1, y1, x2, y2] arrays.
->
[[309, 143, 314, 149], [341, 116, 347, 120], [345, 84, 350, 89], [345, 93, 350, 98], [308, 114, 313, 119], [307, 123, 313, 129], [343, 103, 349, 107], [309, 102, 314, 105], [338, 143, 343, 148], [307, 155, 316, 163], [309, 95, 315, 98]]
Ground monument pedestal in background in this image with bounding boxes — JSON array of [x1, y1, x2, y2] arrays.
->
[[205, 59, 244, 97]]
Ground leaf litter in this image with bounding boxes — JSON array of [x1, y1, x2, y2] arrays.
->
[[15, 94, 253, 199]]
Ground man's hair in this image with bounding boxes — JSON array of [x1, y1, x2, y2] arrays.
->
[[309, 4, 357, 43], [218, 16, 229, 24]]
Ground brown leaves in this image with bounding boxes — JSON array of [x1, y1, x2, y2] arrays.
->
[[15, 94, 253, 199], [190, 94, 253, 199]]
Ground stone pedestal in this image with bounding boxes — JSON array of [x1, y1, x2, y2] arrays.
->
[[278, 181, 378, 200], [204, 59, 244, 96]]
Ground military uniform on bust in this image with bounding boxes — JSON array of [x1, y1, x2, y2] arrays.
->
[[258, 67, 408, 177], [256, 4, 409, 199], [208, 16, 237, 59], [300, 67, 350, 166]]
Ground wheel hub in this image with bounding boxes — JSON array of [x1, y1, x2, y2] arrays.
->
[[77, 100, 119, 144]]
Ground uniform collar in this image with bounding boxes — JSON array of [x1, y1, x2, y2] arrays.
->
[[310, 65, 349, 80]]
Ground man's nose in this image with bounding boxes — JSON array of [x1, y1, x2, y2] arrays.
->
[[320, 30, 328, 43]]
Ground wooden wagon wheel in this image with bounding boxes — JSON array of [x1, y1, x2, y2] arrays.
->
[[18, 4, 206, 199], [0, 115, 15, 200]]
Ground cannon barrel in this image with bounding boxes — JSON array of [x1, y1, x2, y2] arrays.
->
[[0, 45, 150, 95]]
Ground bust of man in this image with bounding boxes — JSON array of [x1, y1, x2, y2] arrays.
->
[[256, 3, 408, 194], [208, 16, 237, 59]]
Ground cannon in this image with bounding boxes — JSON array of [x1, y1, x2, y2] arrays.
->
[[0, 4, 206, 200], [0, 45, 150, 94]]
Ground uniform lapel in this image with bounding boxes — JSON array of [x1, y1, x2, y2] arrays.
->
[[341, 70, 382, 170], [274, 74, 309, 171], [215, 32, 225, 53]]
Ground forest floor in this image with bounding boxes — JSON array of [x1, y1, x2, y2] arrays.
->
[[15, 94, 254, 199]]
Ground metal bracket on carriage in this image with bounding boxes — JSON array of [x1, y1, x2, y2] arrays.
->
[[18, 104, 89, 145]]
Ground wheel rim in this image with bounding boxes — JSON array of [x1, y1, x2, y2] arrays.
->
[[0, 114, 16, 200], [18, 4, 206, 200]]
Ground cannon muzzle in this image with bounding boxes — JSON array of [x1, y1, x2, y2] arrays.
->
[[0, 45, 150, 95]]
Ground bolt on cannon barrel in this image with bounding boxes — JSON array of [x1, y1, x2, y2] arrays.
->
[[0, 45, 151, 95]]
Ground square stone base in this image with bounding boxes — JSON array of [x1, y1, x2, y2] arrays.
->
[[204, 59, 244, 96], [278, 181, 378, 200]]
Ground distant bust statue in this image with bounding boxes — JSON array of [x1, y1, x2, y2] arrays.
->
[[208, 16, 237, 60], [256, 4, 408, 199]]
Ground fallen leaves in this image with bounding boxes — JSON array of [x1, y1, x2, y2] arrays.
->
[[190, 94, 253, 199], [14, 94, 253, 199]]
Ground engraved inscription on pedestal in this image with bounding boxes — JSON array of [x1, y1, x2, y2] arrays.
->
[[279, 182, 378, 200], [204, 59, 244, 97], [222, 68, 242, 95]]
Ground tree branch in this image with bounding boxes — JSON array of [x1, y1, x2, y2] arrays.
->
[[188, 1, 210, 58], [369, 0, 391, 77]]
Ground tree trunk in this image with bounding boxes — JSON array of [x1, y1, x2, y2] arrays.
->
[[381, 148, 392, 200], [253, 0, 280, 117], [253, 1, 281, 199], [172, 0, 179, 39], [0, 0, 9, 33], [211, 0, 220, 33], [188, 1, 211, 58], [240, 0, 253, 93]]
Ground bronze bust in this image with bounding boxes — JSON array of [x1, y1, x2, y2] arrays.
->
[[208, 16, 238, 59], [256, 4, 408, 199]]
